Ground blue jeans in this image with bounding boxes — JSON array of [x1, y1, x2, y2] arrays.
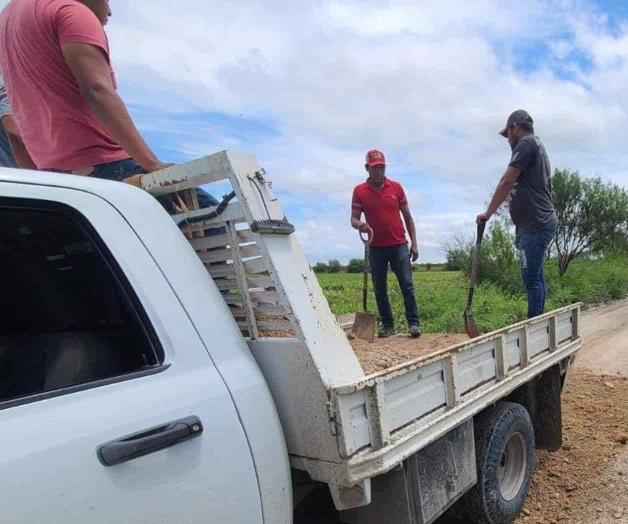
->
[[369, 244, 420, 328], [0, 123, 17, 168], [90, 158, 219, 209], [516, 227, 556, 318], [90, 158, 145, 181]]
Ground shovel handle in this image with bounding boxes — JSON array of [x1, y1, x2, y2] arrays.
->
[[469, 222, 486, 286]]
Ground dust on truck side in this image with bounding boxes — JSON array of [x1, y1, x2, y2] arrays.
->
[[0, 150, 581, 524]]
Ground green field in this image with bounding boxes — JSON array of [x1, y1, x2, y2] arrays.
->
[[317, 255, 628, 333], [318, 271, 526, 333]]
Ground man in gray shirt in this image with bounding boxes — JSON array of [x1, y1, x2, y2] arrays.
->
[[477, 110, 557, 318]]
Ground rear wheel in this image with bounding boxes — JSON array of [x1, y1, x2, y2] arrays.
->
[[463, 402, 535, 524]]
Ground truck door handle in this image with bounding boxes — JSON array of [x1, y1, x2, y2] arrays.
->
[[97, 416, 203, 466]]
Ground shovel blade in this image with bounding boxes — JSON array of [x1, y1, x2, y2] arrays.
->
[[353, 312, 377, 343], [463, 310, 481, 339]]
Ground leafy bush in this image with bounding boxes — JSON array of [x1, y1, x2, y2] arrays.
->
[[346, 258, 365, 273], [444, 218, 521, 291], [327, 259, 342, 273]]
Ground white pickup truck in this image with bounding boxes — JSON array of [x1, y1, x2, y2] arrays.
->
[[0, 151, 581, 524]]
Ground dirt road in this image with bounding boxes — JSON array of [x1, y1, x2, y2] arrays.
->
[[576, 298, 628, 378], [513, 299, 628, 524]]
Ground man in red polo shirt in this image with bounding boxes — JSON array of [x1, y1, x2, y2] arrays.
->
[[0, 0, 168, 178], [351, 150, 421, 338]]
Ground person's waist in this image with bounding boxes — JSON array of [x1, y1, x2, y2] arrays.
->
[[370, 241, 408, 249]]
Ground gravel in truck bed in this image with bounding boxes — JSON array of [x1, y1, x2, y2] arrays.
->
[[350, 333, 469, 374]]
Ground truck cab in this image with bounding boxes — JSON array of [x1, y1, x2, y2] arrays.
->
[[0, 168, 292, 523]]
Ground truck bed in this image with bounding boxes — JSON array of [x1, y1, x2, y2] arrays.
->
[[315, 304, 582, 487]]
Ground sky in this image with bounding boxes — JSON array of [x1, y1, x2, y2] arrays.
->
[[5, 0, 628, 263]]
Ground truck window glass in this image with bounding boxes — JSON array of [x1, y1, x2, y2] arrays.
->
[[0, 199, 163, 404]]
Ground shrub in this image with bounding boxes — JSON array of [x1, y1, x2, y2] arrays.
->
[[346, 258, 365, 273]]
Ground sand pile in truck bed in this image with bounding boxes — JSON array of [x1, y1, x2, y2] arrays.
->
[[350, 333, 469, 374]]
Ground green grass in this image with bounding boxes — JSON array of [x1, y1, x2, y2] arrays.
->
[[318, 255, 628, 334]]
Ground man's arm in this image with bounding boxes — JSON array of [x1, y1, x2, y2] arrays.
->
[[351, 207, 372, 234], [61, 42, 167, 173], [1, 115, 36, 169], [476, 165, 522, 224], [400, 204, 419, 262]]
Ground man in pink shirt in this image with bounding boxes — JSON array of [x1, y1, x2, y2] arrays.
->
[[0, 0, 168, 180]]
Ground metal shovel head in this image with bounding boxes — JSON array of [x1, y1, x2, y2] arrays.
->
[[463, 309, 481, 339], [353, 312, 377, 343]]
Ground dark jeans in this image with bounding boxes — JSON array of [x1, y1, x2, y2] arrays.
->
[[516, 227, 556, 318], [0, 124, 17, 168], [91, 158, 219, 209], [369, 244, 420, 328]]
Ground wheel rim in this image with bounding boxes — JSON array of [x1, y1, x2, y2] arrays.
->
[[497, 432, 527, 501]]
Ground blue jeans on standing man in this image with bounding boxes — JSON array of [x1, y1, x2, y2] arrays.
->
[[369, 243, 420, 329], [516, 227, 556, 318]]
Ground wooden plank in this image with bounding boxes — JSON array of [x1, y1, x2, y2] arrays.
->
[[191, 232, 229, 251], [213, 278, 239, 291], [250, 290, 282, 305], [520, 326, 530, 368], [244, 257, 268, 275], [190, 229, 255, 251], [207, 264, 236, 278], [247, 276, 275, 290], [223, 293, 244, 305], [256, 321, 294, 332], [254, 305, 288, 317], [198, 248, 232, 264], [229, 307, 246, 318]]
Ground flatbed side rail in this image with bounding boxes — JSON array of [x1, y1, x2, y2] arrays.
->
[[318, 304, 581, 485]]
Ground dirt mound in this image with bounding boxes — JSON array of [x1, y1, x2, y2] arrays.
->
[[350, 333, 469, 374]]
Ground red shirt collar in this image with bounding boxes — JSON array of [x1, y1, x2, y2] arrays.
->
[[366, 177, 391, 190]]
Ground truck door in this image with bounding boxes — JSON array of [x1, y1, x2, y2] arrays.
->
[[0, 182, 263, 523]]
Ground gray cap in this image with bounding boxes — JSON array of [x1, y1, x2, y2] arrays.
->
[[499, 109, 533, 137]]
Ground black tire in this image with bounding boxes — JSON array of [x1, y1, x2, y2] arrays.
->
[[463, 402, 535, 524]]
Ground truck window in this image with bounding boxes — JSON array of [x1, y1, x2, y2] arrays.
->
[[0, 198, 163, 405]]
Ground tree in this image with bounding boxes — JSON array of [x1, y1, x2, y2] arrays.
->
[[553, 169, 628, 276], [312, 262, 329, 273], [444, 232, 473, 272], [327, 259, 342, 273], [346, 258, 365, 273]]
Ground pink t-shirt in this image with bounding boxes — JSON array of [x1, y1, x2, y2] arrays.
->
[[0, 0, 128, 170]]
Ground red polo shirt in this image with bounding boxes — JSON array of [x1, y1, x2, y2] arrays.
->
[[352, 178, 408, 247]]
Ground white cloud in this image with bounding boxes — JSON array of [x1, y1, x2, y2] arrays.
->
[[2, 0, 627, 262]]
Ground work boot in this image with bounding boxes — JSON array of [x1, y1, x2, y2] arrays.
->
[[378, 326, 396, 338], [408, 324, 422, 338]]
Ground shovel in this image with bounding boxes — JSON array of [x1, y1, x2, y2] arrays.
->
[[352, 230, 377, 343], [463, 222, 486, 339]]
